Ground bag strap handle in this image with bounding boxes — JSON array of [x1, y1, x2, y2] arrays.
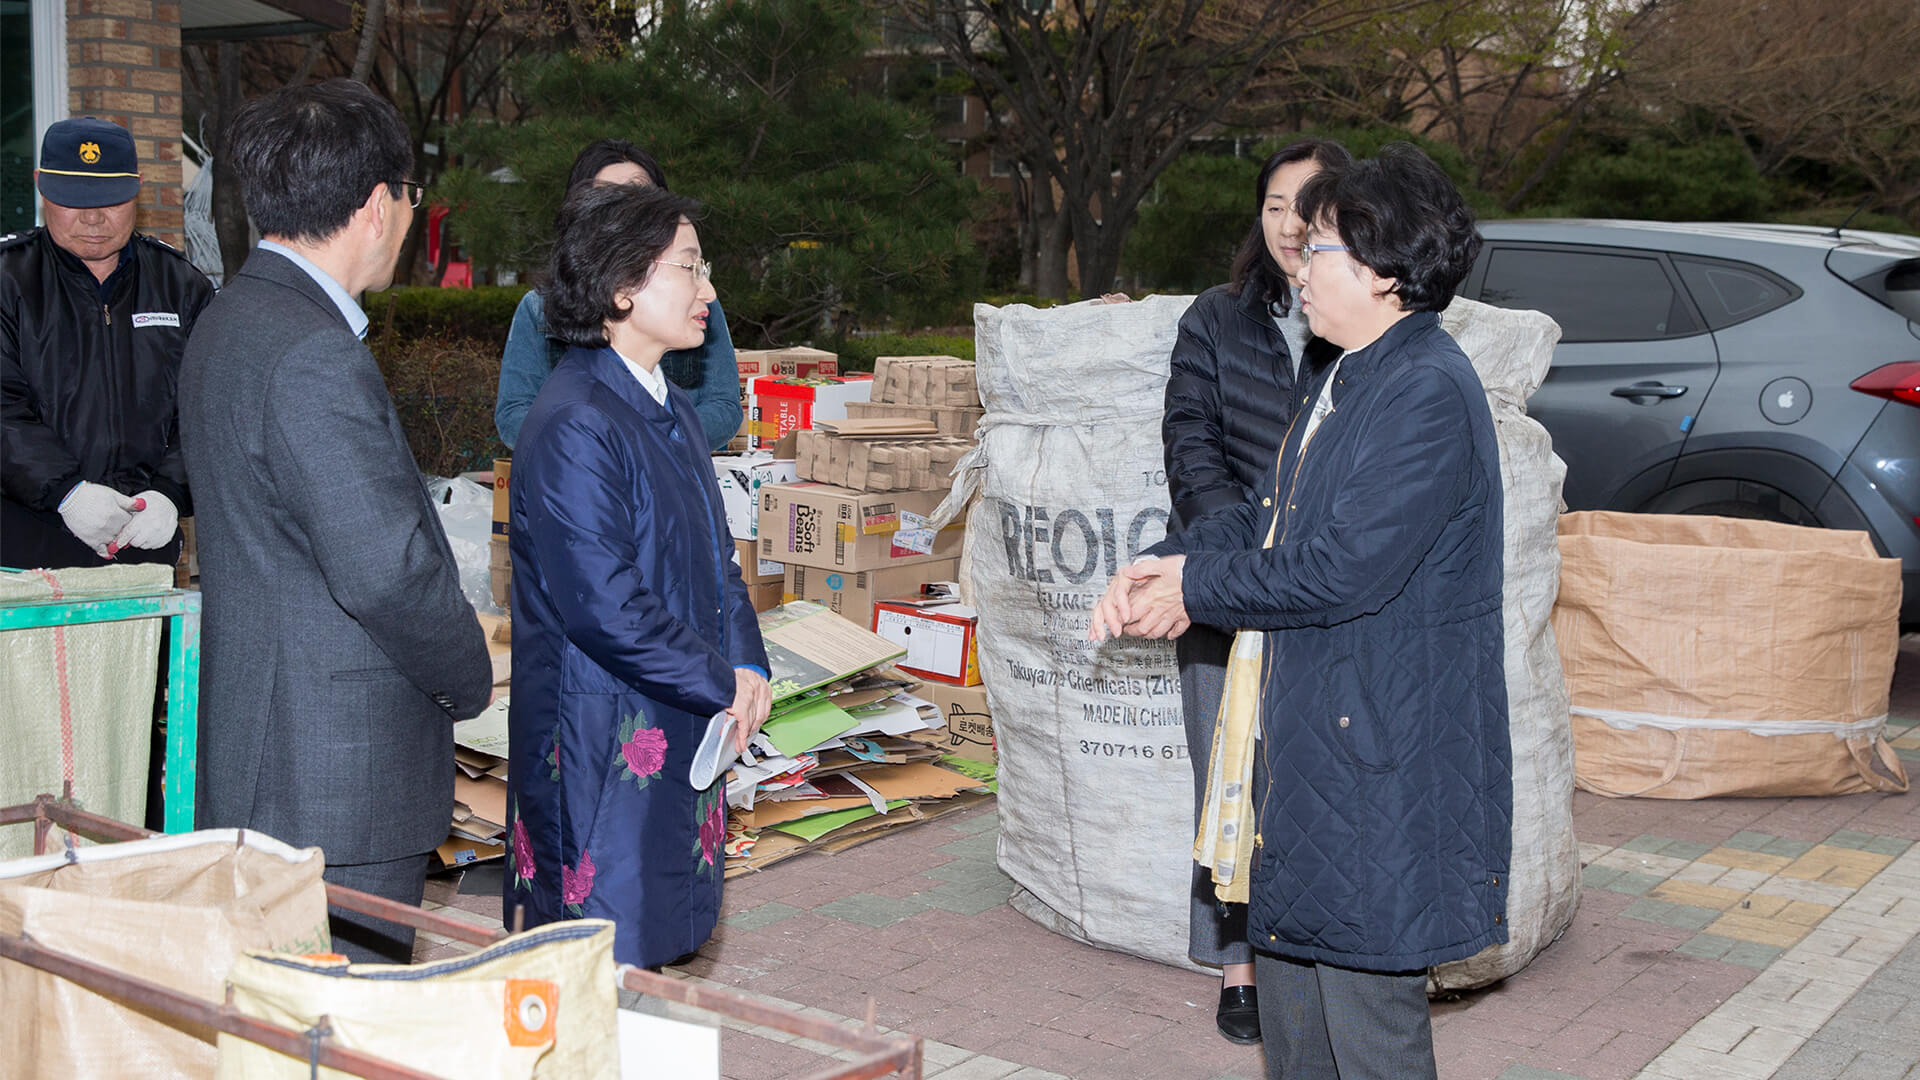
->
[[1848, 736, 1911, 794], [1575, 726, 1684, 798]]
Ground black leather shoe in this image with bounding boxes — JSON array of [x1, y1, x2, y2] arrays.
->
[[1217, 984, 1261, 1044]]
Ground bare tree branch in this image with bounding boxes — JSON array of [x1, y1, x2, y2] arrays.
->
[[350, 0, 388, 83]]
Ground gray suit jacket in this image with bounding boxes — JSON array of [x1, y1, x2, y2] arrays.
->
[[179, 248, 490, 863]]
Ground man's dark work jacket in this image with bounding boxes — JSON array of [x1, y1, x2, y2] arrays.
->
[[1149, 311, 1513, 972], [1, 228, 214, 522]]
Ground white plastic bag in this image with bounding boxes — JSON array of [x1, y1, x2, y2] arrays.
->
[[427, 474, 499, 615]]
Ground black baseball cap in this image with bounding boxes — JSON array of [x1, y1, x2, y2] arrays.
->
[[36, 117, 141, 209]]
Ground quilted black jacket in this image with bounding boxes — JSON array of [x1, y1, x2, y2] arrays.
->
[[1150, 311, 1513, 972], [1162, 284, 1333, 532]]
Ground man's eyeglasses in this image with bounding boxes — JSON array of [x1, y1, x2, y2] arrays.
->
[[1301, 242, 1350, 265], [654, 258, 713, 282], [399, 180, 425, 209]]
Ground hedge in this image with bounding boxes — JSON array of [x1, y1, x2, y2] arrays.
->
[[371, 333, 507, 479], [365, 285, 529, 345]]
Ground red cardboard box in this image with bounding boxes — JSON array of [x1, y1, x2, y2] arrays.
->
[[747, 374, 873, 450], [872, 600, 980, 686]]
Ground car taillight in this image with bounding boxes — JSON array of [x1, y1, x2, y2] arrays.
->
[[1851, 361, 1920, 407]]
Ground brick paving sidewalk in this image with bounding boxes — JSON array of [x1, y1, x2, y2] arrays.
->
[[424, 635, 1920, 1079]]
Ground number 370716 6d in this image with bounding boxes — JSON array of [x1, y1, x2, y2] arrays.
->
[[1078, 741, 1187, 761]]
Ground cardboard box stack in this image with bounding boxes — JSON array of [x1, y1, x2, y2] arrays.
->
[[792, 421, 973, 493], [735, 539, 785, 613], [843, 354, 984, 436]]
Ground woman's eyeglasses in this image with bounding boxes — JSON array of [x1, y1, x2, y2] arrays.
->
[[1301, 243, 1350, 265], [654, 258, 713, 282]]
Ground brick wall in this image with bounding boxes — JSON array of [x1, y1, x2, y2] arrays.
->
[[65, 0, 185, 250]]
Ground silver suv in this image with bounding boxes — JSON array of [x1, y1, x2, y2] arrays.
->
[[1464, 220, 1920, 624]]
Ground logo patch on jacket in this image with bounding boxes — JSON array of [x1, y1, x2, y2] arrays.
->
[[131, 312, 181, 328]]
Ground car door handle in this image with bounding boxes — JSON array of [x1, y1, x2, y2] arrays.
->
[[1611, 382, 1689, 400]]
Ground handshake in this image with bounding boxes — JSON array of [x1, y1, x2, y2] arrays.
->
[[57, 481, 179, 559], [1087, 554, 1190, 643]]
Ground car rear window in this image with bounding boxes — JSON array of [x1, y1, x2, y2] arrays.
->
[[1887, 262, 1920, 323], [1672, 256, 1801, 330], [1479, 247, 1701, 343]]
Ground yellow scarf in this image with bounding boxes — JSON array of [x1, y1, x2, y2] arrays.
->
[[1194, 478, 1290, 903], [1193, 628, 1264, 903]]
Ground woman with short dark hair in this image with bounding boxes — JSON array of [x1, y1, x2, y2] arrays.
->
[[1096, 144, 1509, 1078], [504, 183, 771, 969], [494, 138, 742, 451], [1160, 136, 1350, 1045]]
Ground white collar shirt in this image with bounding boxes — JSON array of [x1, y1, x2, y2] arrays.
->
[[613, 348, 671, 407], [257, 240, 369, 340]]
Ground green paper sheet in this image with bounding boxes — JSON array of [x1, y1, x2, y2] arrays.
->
[[759, 696, 860, 758], [940, 755, 997, 792], [766, 799, 909, 842]]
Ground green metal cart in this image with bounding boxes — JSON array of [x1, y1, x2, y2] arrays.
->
[[0, 579, 201, 833]]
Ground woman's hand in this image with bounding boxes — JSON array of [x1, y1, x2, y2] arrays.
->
[[1090, 563, 1149, 642], [728, 667, 773, 754], [1089, 556, 1191, 642], [1124, 555, 1190, 639]]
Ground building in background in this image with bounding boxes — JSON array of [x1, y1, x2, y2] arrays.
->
[[2, 0, 346, 247]]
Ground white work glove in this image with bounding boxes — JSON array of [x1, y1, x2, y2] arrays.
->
[[58, 480, 138, 557], [111, 490, 179, 553]]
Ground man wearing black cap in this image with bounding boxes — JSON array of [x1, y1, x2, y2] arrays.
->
[[1, 116, 216, 570]]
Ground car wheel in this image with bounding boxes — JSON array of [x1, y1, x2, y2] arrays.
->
[[1679, 499, 1799, 524], [1641, 478, 1825, 529]]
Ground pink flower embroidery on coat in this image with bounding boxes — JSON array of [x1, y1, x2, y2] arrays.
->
[[698, 794, 726, 868], [613, 713, 665, 792], [622, 725, 668, 780], [562, 850, 596, 914], [511, 817, 536, 887]]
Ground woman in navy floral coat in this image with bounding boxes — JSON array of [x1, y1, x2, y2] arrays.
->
[[505, 183, 771, 968]]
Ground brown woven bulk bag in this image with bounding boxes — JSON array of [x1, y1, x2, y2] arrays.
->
[[0, 829, 330, 1079], [1554, 511, 1906, 798]]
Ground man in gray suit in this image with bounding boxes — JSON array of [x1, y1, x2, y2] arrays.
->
[[179, 79, 490, 963]]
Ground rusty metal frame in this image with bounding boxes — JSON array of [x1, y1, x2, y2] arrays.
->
[[0, 794, 922, 1079]]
